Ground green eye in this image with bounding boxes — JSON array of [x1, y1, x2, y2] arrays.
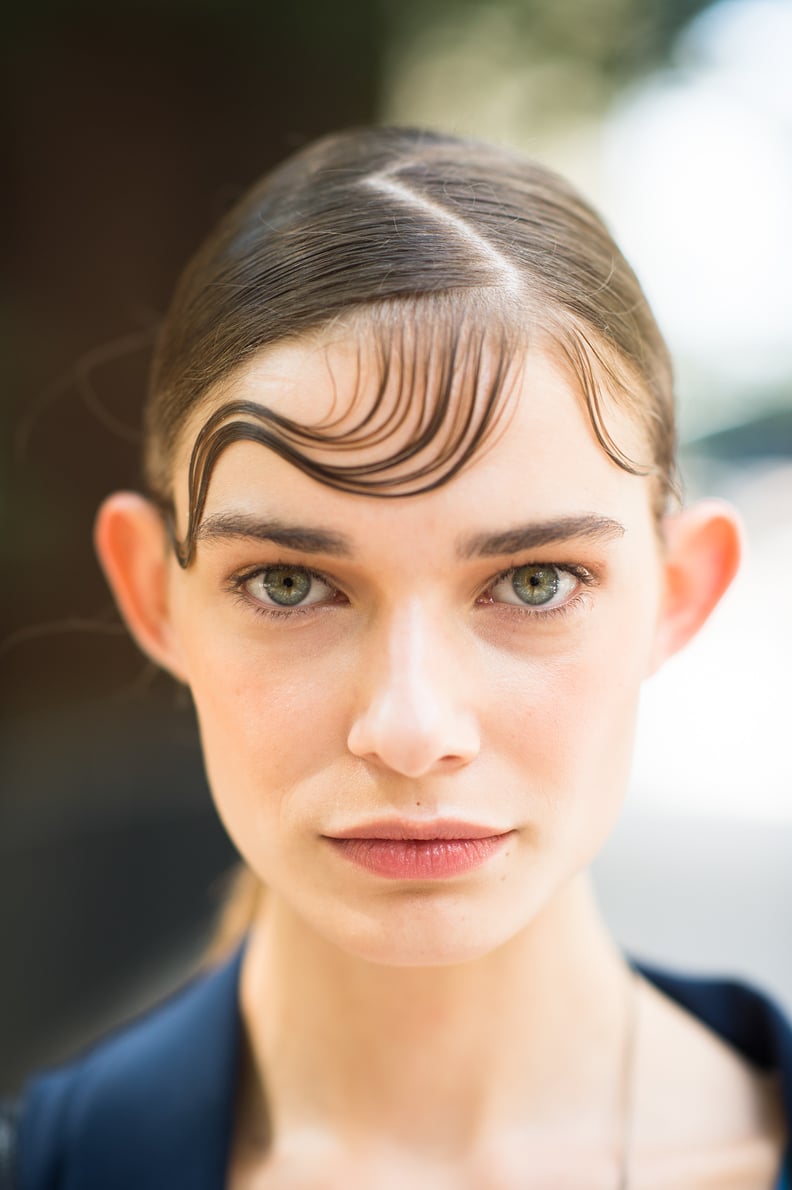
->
[[511, 565, 560, 605], [238, 564, 338, 615], [259, 566, 313, 606], [487, 563, 579, 611]]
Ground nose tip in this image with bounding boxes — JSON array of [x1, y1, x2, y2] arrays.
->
[[347, 697, 480, 778]]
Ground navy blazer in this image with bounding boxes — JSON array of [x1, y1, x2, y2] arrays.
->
[[15, 946, 792, 1189]]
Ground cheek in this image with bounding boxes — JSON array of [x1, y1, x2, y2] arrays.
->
[[497, 654, 638, 792], [182, 625, 353, 822], [493, 587, 658, 817]]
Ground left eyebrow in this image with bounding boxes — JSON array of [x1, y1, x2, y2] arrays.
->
[[456, 515, 625, 559], [194, 513, 354, 556]]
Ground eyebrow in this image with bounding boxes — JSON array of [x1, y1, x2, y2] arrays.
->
[[456, 515, 625, 558], [194, 513, 354, 556], [194, 510, 625, 558]]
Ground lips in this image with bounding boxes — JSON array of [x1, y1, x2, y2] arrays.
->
[[323, 820, 513, 879], [325, 818, 510, 841]]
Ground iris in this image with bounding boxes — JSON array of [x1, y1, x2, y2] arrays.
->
[[511, 565, 559, 606], [261, 566, 312, 606]]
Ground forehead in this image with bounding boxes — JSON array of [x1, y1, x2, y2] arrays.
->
[[173, 328, 653, 541], [180, 317, 646, 451], [180, 314, 519, 466]]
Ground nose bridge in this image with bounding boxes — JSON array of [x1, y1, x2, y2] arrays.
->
[[347, 596, 480, 777], [383, 595, 436, 705]]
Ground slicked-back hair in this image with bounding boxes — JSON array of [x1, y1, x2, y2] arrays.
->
[[144, 126, 678, 567]]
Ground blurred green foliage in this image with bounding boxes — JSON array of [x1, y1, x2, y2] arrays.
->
[[387, 0, 718, 86]]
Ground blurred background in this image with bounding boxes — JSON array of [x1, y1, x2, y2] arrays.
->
[[2, 0, 790, 1095]]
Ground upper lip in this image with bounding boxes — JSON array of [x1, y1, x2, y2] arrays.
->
[[324, 819, 512, 841]]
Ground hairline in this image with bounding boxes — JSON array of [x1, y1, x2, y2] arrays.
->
[[164, 292, 652, 480]]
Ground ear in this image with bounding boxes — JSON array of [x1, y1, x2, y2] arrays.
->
[[94, 492, 188, 682], [649, 499, 742, 674]]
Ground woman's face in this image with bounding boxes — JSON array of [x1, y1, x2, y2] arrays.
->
[[166, 333, 664, 966]]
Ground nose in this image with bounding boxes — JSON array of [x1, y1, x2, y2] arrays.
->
[[346, 599, 480, 779]]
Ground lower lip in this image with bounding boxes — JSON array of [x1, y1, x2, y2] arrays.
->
[[325, 834, 512, 880]]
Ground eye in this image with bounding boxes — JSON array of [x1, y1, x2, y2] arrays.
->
[[488, 564, 579, 610], [241, 565, 336, 609]]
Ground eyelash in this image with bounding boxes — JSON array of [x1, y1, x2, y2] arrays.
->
[[482, 562, 597, 622], [225, 561, 598, 624]]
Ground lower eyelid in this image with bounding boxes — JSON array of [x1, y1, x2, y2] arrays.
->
[[480, 590, 594, 629], [230, 589, 339, 621]]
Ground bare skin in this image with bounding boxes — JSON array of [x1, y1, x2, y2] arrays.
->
[[623, 978, 785, 1189], [224, 874, 786, 1190]]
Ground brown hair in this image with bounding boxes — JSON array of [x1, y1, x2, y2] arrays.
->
[[141, 125, 679, 959]]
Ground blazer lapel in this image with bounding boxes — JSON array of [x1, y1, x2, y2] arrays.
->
[[19, 945, 245, 1190]]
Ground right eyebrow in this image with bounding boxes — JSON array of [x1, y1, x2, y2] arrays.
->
[[193, 513, 354, 556]]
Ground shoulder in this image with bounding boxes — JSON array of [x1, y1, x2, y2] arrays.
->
[[631, 956, 792, 1183], [16, 948, 244, 1190], [633, 957, 792, 1075]]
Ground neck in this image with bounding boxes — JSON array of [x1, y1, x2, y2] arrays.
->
[[238, 871, 634, 1167]]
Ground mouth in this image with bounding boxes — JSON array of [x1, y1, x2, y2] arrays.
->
[[322, 820, 515, 880], [325, 818, 510, 841]]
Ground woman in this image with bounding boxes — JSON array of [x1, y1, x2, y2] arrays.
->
[[7, 127, 792, 1188]]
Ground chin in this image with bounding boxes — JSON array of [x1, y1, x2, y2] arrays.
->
[[316, 896, 528, 969], [340, 932, 506, 969]]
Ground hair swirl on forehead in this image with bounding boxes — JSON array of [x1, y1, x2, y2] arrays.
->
[[145, 126, 678, 568], [168, 305, 522, 567]]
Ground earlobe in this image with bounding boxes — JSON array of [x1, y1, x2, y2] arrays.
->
[[649, 499, 742, 674], [94, 492, 188, 682]]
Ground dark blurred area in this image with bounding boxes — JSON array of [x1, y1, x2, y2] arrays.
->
[[3, 0, 789, 1097], [1, 0, 384, 1096]]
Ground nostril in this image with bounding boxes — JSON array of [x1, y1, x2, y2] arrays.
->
[[347, 698, 480, 778]]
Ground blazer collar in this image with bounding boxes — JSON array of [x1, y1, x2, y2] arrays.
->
[[20, 943, 246, 1190]]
